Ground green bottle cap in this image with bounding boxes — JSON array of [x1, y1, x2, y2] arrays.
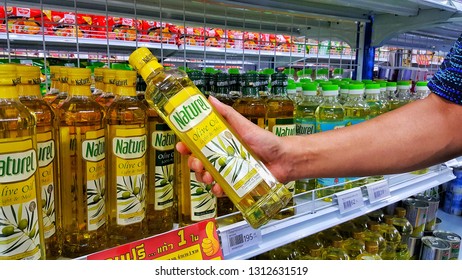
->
[[297, 68, 313, 76], [299, 78, 312, 83], [333, 68, 344, 74], [283, 68, 295, 75], [416, 81, 428, 87], [386, 82, 397, 87], [321, 84, 338, 91], [362, 79, 374, 84], [365, 83, 380, 89], [228, 68, 240, 75], [348, 83, 365, 90], [203, 67, 216, 74], [287, 83, 297, 90], [397, 80, 411, 86], [262, 68, 275, 75], [302, 82, 317, 91]]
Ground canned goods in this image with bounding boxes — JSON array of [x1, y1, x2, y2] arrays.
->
[[407, 236, 422, 260], [415, 195, 440, 231], [433, 230, 461, 260], [403, 198, 429, 237], [420, 236, 451, 260]]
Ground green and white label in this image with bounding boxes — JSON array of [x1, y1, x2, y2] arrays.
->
[[190, 171, 217, 222]]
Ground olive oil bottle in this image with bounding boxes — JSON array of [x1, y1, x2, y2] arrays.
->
[[43, 65, 61, 104], [344, 83, 370, 189], [0, 64, 46, 260], [315, 84, 345, 201], [106, 70, 148, 246], [50, 67, 69, 110], [129, 47, 291, 229], [294, 82, 320, 195], [17, 65, 62, 259], [95, 68, 116, 108], [212, 72, 235, 106], [142, 81, 175, 236], [57, 68, 108, 258], [266, 72, 296, 219]]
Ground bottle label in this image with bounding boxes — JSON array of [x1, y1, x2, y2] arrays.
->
[[167, 88, 274, 199], [151, 123, 175, 210], [37, 131, 57, 239], [344, 119, 365, 127], [0, 138, 42, 260], [189, 171, 217, 222], [317, 121, 345, 132], [112, 128, 147, 226], [82, 129, 106, 231], [271, 120, 296, 137], [295, 119, 316, 135]]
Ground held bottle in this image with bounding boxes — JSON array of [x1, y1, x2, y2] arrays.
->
[[57, 68, 108, 257], [106, 70, 149, 246], [129, 48, 291, 229], [17, 65, 62, 259], [0, 64, 46, 260]]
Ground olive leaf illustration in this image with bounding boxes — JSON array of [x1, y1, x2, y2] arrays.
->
[[155, 164, 174, 201], [87, 177, 106, 218], [190, 178, 215, 211], [117, 175, 145, 213]]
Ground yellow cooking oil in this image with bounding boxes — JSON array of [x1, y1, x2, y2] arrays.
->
[[315, 84, 345, 201], [343, 83, 370, 189], [106, 70, 148, 246], [17, 65, 62, 259], [141, 84, 175, 235], [91, 67, 105, 100], [57, 68, 108, 258], [50, 66, 69, 110], [0, 64, 46, 260], [95, 68, 116, 109], [43, 65, 62, 104], [172, 142, 182, 224], [178, 152, 217, 227], [129, 47, 292, 229], [265, 71, 296, 219]]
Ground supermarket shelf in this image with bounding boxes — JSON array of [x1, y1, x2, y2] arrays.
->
[[217, 165, 455, 260], [0, 33, 179, 57]]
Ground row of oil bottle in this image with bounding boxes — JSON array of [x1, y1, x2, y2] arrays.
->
[[253, 196, 461, 260], [0, 61, 431, 261]]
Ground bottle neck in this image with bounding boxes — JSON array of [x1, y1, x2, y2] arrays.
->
[[0, 85, 19, 99], [321, 95, 339, 103], [17, 84, 42, 98], [241, 86, 258, 97], [270, 85, 287, 97], [116, 86, 137, 97], [69, 84, 92, 97], [365, 93, 380, 101]]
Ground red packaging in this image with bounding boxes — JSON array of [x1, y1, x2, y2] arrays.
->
[[107, 16, 141, 41], [140, 20, 178, 44], [178, 26, 204, 46], [244, 31, 259, 50], [91, 14, 107, 39], [47, 11, 92, 37], [0, 6, 48, 35]]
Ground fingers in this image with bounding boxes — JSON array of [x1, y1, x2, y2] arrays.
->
[[175, 141, 191, 155]]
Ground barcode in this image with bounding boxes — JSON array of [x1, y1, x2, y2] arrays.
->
[[229, 234, 244, 247], [343, 200, 355, 209], [374, 190, 385, 198]]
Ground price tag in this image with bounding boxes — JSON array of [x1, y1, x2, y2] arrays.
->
[[366, 180, 390, 203], [220, 223, 262, 256], [336, 188, 364, 214], [86, 219, 223, 260]]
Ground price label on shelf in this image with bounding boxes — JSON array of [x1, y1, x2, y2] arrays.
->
[[336, 188, 364, 214], [219, 223, 262, 256], [365, 180, 390, 203], [86, 219, 223, 260]]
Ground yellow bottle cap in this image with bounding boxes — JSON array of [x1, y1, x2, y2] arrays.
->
[[128, 47, 163, 81], [114, 70, 137, 87], [102, 68, 116, 84], [16, 65, 41, 85], [67, 68, 92, 86], [49, 65, 61, 80], [0, 64, 18, 85], [59, 67, 69, 83]]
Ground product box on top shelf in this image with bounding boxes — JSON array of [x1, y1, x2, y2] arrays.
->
[[46, 11, 92, 37], [139, 20, 179, 44], [0, 6, 48, 35], [177, 26, 204, 46], [93, 16, 141, 41], [243, 31, 259, 50], [204, 27, 225, 47]]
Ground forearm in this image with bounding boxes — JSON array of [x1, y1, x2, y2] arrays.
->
[[283, 93, 462, 180]]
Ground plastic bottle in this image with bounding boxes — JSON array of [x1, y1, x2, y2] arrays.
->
[[414, 81, 430, 100], [92, 67, 105, 100], [315, 84, 345, 201], [50, 67, 69, 109], [332, 68, 344, 79], [106, 70, 148, 246], [57, 68, 108, 258], [392, 207, 412, 260], [315, 68, 329, 81], [356, 241, 383, 260], [228, 68, 241, 100], [364, 221, 387, 253], [297, 68, 313, 82], [386, 82, 400, 111], [396, 80, 412, 107], [129, 47, 291, 229], [95, 68, 116, 108], [43, 65, 62, 104], [17, 65, 61, 259], [0, 64, 46, 260], [213, 72, 235, 106]]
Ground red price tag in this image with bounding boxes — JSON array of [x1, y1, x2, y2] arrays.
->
[[86, 219, 224, 260]]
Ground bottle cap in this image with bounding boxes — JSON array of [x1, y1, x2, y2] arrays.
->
[[16, 65, 41, 85], [348, 83, 365, 95], [67, 68, 92, 86], [283, 68, 295, 75], [416, 81, 428, 87], [228, 68, 240, 75], [49, 65, 61, 80], [333, 68, 344, 75], [302, 82, 317, 95], [297, 68, 313, 76], [114, 70, 137, 87], [365, 83, 381, 94], [362, 79, 374, 84], [394, 207, 407, 218], [287, 82, 297, 90], [128, 47, 163, 81], [261, 68, 275, 75], [0, 64, 17, 86], [299, 78, 312, 83], [102, 68, 116, 84], [397, 80, 411, 89], [321, 84, 339, 96]]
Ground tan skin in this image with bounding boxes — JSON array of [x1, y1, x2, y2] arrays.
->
[[176, 93, 462, 196]]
